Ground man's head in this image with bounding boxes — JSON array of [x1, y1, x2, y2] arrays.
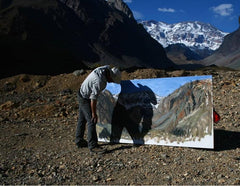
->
[[107, 67, 121, 84]]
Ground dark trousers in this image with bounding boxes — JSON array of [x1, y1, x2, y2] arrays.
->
[[75, 91, 98, 149]]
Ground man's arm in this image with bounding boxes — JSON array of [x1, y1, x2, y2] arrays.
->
[[91, 99, 98, 124]]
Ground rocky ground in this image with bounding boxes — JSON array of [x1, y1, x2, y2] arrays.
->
[[0, 67, 240, 185]]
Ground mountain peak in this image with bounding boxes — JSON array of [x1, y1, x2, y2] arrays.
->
[[107, 0, 134, 19], [140, 20, 228, 51]]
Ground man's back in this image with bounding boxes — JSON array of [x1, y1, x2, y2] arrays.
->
[[80, 66, 108, 100]]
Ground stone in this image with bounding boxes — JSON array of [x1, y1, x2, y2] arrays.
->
[[59, 165, 66, 170], [218, 179, 225, 184], [0, 101, 18, 110], [106, 177, 113, 182], [97, 167, 103, 172], [160, 154, 169, 159], [93, 175, 100, 182], [73, 70, 85, 76], [20, 74, 30, 82], [4, 82, 16, 92], [233, 179, 240, 185], [197, 156, 204, 162], [60, 89, 73, 96]]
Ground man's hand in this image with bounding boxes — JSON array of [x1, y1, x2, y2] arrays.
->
[[91, 99, 98, 124], [91, 113, 98, 124]]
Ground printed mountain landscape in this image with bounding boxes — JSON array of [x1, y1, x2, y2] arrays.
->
[[96, 76, 213, 148]]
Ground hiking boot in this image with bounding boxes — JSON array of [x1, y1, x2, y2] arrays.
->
[[76, 139, 88, 148], [90, 146, 107, 154]]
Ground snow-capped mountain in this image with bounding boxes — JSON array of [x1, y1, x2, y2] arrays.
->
[[139, 20, 228, 51]]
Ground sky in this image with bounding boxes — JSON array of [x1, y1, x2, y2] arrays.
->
[[123, 0, 240, 33], [106, 75, 212, 97]]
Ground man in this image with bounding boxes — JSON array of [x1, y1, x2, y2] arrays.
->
[[76, 65, 121, 154]]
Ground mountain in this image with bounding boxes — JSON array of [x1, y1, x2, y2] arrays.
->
[[202, 27, 240, 70], [107, 0, 134, 19], [140, 20, 228, 58], [0, 0, 175, 78], [165, 43, 202, 65]]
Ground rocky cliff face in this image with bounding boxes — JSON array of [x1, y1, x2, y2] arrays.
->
[[203, 27, 240, 70], [0, 0, 174, 78], [107, 0, 134, 19]]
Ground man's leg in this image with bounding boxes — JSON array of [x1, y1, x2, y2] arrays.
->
[[77, 94, 106, 153], [75, 109, 87, 146], [79, 100, 98, 149], [75, 93, 88, 147], [81, 100, 107, 154]]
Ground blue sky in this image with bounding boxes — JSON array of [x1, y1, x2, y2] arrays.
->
[[123, 0, 240, 33], [106, 75, 212, 97]]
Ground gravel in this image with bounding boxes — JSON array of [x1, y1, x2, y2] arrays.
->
[[0, 68, 239, 185]]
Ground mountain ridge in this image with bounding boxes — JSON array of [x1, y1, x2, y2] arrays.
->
[[0, 0, 175, 78], [140, 20, 228, 51], [202, 27, 240, 69]]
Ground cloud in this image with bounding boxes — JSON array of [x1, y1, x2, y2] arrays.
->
[[123, 0, 132, 3], [158, 8, 175, 13], [132, 10, 144, 19], [212, 4, 233, 16]]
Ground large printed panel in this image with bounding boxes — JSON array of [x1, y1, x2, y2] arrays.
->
[[96, 75, 214, 149]]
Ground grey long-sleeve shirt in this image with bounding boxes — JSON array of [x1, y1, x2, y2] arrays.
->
[[79, 66, 110, 100]]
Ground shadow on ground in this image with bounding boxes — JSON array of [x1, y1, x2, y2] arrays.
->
[[214, 129, 240, 151]]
